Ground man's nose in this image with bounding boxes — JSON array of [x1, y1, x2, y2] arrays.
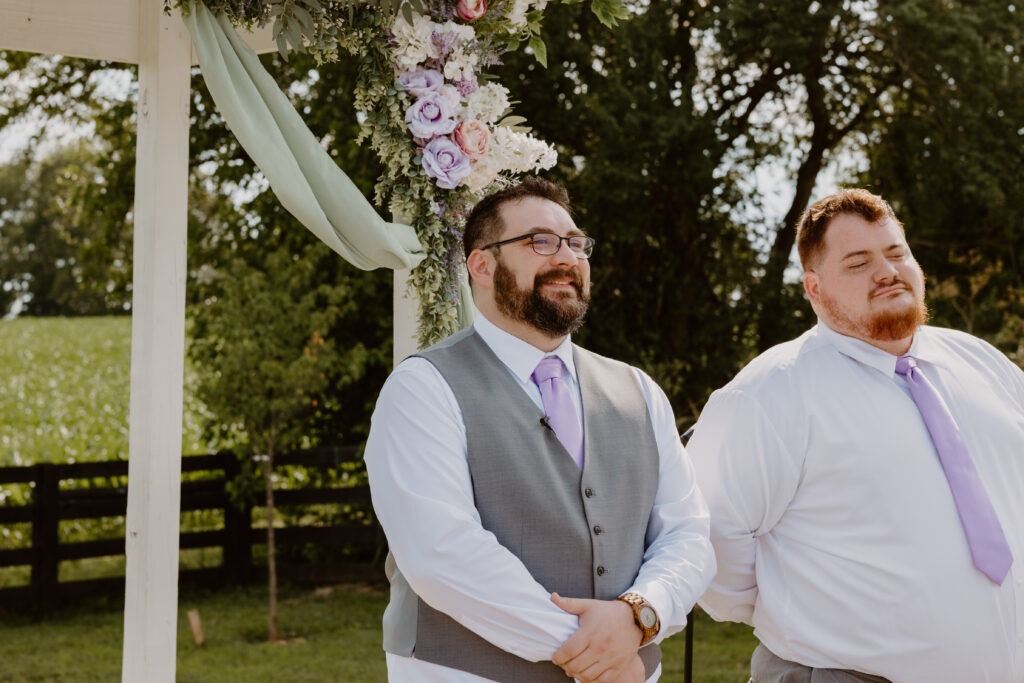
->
[[874, 259, 899, 281]]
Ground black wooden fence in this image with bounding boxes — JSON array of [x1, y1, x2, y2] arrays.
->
[[0, 445, 698, 682], [0, 446, 383, 613]]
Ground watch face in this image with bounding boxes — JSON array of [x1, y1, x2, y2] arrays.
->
[[639, 605, 657, 629]]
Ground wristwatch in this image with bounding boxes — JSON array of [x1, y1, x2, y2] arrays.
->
[[616, 592, 660, 646]]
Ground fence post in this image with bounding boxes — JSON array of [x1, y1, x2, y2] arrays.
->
[[31, 463, 60, 614], [222, 453, 252, 585]]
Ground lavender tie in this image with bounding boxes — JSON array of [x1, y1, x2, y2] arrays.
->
[[896, 355, 1013, 584], [532, 356, 584, 469]]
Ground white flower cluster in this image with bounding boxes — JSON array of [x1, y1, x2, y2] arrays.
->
[[391, 13, 437, 69], [490, 126, 558, 174], [506, 0, 551, 32], [464, 83, 511, 124]]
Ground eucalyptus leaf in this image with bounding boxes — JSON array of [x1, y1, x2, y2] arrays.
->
[[528, 34, 548, 68]]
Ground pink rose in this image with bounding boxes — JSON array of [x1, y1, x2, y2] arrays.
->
[[453, 120, 491, 161], [455, 0, 487, 21]]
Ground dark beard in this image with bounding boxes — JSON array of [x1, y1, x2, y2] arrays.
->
[[493, 259, 590, 337]]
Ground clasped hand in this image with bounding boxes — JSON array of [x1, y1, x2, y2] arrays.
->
[[550, 592, 645, 683]]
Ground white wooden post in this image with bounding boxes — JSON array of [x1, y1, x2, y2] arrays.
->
[[121, 2, 191, 681], [393, 268, 420, 366]]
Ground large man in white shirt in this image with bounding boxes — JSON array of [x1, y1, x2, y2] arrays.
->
[[688, 188, 1024, 683], [365, 177, 715, 683]]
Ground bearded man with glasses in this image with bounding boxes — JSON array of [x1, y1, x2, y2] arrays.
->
[[366, 176, 715, 683]]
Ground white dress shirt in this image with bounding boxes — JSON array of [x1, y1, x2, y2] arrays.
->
[[689, 321, 1024, 682], [366, 313, 715, 682]]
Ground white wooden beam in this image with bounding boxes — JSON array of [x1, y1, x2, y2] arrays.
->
[[120, 2, 190, 681], [0, 0, 276, 61], [0, 0, 139, 62]]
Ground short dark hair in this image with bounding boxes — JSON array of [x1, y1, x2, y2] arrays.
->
[[796, 188, 903, 269], [463, 177, 572, 258]]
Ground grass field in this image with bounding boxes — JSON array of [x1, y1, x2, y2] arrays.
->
[[0, 316, 209, 468], [0, 581, 756, 682]]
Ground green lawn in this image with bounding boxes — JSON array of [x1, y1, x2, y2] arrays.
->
[[0, 316, 209, 468], [0, 582, 755, 682]]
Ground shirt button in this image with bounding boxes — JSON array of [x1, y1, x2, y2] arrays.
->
[[584, 487, 594, 497], [593, 525, 603, 535], [596, 566, 606, 576]]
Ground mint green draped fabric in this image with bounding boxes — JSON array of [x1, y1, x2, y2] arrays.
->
[[182, 3, 424, 271]]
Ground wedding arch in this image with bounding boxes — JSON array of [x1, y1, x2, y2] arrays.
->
[[0, 1, 625, 681]]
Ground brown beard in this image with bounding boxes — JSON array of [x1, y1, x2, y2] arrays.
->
[[820, 276, 929, 342], [864, 303, 929, 341], [493, 258, 590, 337]]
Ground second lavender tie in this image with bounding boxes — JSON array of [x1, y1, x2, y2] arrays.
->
[[896, 355, 1013, 584], [532, 356, 584, 469]]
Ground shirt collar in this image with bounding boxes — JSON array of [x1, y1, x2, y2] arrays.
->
[[815, 318, 902, 377], [816, 321, 949, 377], [473, 313, 577, 384]]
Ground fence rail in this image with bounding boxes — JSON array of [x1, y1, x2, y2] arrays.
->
[[0, 446, 383, 613]]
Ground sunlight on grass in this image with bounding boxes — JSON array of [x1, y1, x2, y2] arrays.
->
[[0, 316, 210, 470], [0, 582, 755, 682]]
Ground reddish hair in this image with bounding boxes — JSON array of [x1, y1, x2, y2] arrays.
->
[[796, 189, 903, 269]]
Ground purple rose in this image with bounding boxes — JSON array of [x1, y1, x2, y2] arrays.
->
[[422, 137, 472, 190], [405, 93, 459, 139], [397, 69, 444, 98]]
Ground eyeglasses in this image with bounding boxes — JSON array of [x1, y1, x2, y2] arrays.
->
[[480, 231, 596, 258]]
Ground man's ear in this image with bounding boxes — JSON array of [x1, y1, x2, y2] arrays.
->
[[466, 249, 495, 289], [803, 271, 820, 306]]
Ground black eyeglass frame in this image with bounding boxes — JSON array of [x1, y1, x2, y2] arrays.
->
[[479, 231, 596, 258]]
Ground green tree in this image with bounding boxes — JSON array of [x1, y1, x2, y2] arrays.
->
[[189, 242, 362, 641], [494, 0, 1023, 420], [0, 141, 132, 315], [862, 0, 1024, 359]]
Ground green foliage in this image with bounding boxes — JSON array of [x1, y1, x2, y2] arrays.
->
[[189, 245, 347, 457], [492, 0, 1023, 419], [183, 45, 397, 447], [0, 142, 133, 316], [860, 0, 1024, 360]]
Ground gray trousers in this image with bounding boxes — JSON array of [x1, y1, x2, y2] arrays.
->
[[750, 644, 892, 683]]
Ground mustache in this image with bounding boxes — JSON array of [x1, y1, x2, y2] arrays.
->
[[870, 277, 911, 297]]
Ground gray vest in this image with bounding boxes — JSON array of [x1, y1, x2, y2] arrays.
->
[[382, 328, 661, 682]]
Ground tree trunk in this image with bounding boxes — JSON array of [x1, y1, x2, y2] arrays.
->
[[261, 452, 279, 643], [754, 64, 831, 352]]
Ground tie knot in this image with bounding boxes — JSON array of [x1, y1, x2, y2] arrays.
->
[[895, 355, 917, 377], [532, 356, 565, 384]]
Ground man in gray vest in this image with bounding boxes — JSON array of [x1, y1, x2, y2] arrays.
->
[[365, 176, 715, 682]]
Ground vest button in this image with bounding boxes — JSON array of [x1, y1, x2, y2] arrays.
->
[[585, 487, 594, 497], [593, 525, 603, 535], [596, 566, 606, 576]]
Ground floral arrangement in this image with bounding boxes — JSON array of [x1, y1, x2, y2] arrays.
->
[[391, 4, 558, 193], [171, 0, 628, 346]]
